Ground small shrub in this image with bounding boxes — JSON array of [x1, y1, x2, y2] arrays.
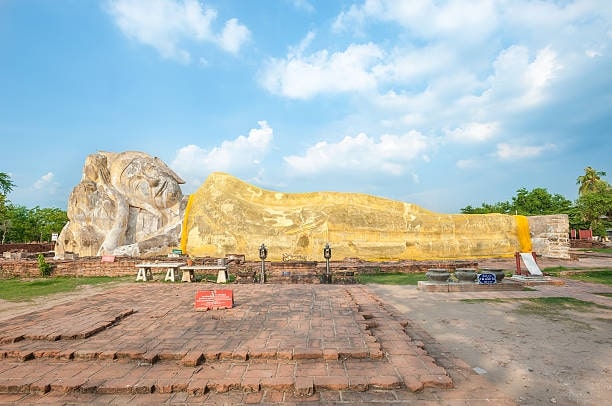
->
[[38, 254, 53, 277]]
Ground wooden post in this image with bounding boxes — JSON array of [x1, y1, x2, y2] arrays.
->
[[515, 252, 522, 275]]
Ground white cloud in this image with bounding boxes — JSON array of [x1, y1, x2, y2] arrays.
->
[[33, 172, 57, 192], [284, 131, 429, 175], [260, 42, 383, 99], [483, 45, 563, 110], [218, 18, 251, 54], [171, 121, 273, 191], [327, 0, 600, 129], [456, 159, 478, 169], [523, 47, 563, 105], [445, 122, 499, 143], [585, 49, 602, 58], [333, 0, 498, 43], [106, 0, 250, 62], [290, 0, 314, 13], [410, 171, 420, 184], [290, 30, 316, 57], [260, 39, 564, 138], [495, 142, 556, 160], [371, 44, 455, 83]]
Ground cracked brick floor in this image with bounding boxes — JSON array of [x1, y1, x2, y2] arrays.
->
[[0, 284, 513, 404]]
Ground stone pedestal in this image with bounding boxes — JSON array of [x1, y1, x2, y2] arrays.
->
[[426, 268, 450, 283], [454, 268, 477, 283]]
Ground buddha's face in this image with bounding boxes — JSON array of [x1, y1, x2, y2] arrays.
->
[[122, 158, 183, 208]]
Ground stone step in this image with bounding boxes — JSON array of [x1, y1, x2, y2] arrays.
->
[[0, 284, 455, 400], [0, 345, 383, 364], [0, 357, 450, 396]]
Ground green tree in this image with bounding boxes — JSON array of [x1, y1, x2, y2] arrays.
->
[[0, 172, 68, 243], [577, 166, 607, 195], [29, 206, 68, 242], [0, 172, 16, 243], [575, 179, 612, 237], [461, 188, 571, 216], [461, 201, 512, 214], [0, 217, 10, 244], [2, 204, 31, 243], [512, 187, 572, 215], [0, 172, 15, 195], [1, 205, 68, 243]]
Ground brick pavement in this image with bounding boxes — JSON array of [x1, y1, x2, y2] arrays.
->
[[0, 283, 519, 404]]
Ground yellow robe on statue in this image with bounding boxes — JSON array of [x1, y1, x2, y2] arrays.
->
[[181, 172, 531, 261]]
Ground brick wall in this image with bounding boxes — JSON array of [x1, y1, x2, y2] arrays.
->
[[0, 257, 479, 280], [0, 243, 55, 254], [570, 239, 607, 249], [0, 258, 138, 279]]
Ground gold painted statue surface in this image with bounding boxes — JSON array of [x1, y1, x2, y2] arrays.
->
[[182, 172, 531, 261]]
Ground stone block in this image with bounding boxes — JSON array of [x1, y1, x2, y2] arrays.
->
[[181, 351, 204, 367], [294, 376, 314, 397]]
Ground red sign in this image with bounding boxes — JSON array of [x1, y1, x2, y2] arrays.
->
[[195, 289, 234, 311]]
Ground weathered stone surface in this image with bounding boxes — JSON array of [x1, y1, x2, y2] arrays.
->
[[528, 214, 570, 259], [55, 151, 186, 258], [54, 152, 571, 260], [182, 172, 532, 261]]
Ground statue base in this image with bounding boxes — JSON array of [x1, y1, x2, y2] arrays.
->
[[417, 279, 524, 292]]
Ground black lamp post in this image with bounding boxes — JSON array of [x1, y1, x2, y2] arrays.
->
[[258, 243, 267, 284], [323, 242, 332, 284]]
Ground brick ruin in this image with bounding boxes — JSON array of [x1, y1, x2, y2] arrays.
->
[[0, 254, 479, 283]]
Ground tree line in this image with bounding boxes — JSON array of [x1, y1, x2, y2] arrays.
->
[[1, 167, 611, 243], [461, 167, 612, 237], [0, 173, 68, 244]]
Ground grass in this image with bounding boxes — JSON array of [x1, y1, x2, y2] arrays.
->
[[565, 270, 612, 285], [0, 276, 133, 302], [544, 267, 612, 285], [462, 296, 609, 312], [578, 247, 612, 254], [196, 274, 236, 283], [516, 296, 605, 311], [357, 269, 612, 285], [357, 272, 428, 285], [513, 297, 609, 330], [462, 298, 507, 304], [463, 296, 608, 309]]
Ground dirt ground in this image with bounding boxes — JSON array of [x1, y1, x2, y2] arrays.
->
[[369, 253, 612, 406], [0, 253, 610, 405], [370, 285, 611, 405]]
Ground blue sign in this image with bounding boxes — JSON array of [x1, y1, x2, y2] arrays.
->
[[478, 273, 497, 284]]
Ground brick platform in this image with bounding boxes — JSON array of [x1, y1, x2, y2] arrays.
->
[[417, 279, 526, 292], [0, 284, 514, 404]]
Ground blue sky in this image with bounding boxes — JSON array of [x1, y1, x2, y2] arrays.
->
[[2, 0, 611, 214]]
